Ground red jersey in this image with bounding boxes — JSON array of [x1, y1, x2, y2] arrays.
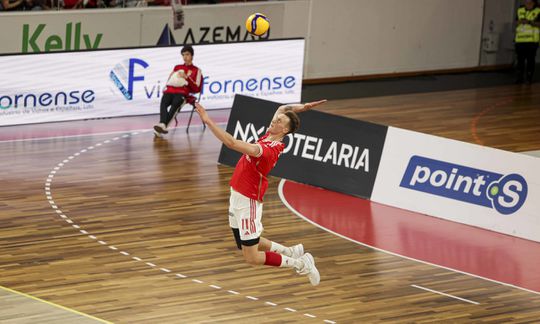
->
[[163, 64, 203, 96], [230, 133, 285, 201]]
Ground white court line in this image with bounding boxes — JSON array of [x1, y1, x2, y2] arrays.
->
[[0, 122, 228, 144], [0, 123, 224, 144], [411, 284, 479, 305], [278, 179, 540, 297]]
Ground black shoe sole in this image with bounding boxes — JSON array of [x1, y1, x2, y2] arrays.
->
[[154, 125, 169, 134]]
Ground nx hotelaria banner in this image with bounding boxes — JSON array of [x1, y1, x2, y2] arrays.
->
[[0, 39, 304, 126], [219, 95, 389, 199]]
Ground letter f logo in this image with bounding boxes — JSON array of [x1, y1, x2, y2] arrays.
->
[[128, 58, 149, 100]]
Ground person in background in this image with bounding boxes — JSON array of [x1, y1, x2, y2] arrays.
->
[[153, 45, 203, 138], [62, 0, 83, 8], [515, 0, 540, 84], [1, 0, 25, 10], [23, 0, 50, 10]]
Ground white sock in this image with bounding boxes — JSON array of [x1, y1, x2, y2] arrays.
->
[[280, 255, 303, 270], [270, 241, 292, 257]]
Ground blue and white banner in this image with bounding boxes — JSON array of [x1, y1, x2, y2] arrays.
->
[[0, 39, 304, 126], [371, 127, 540, 242]]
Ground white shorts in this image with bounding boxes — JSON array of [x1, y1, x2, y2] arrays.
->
[[229, 188, 263, 241]]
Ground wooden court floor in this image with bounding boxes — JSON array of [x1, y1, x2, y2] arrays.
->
[[1, 83, 540, 323]]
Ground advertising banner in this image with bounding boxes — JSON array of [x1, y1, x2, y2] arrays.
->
[[371, 127, 540, 242], [0, 11, 143, 54], [218, 95, 388, 199], [0, 2, 305, 54], [0, 39, 304, 126], [140, 4, 289, 47]]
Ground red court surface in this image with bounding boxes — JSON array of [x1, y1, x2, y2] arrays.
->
[[279, 179, 540, 295]]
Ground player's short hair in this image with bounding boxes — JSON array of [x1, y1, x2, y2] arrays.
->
[[181, 45, 194, 56], [284, 110, 300, 134]]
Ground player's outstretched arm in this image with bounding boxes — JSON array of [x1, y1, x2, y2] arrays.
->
[[195, 102, 261, 157], [272, 99, 327, 120]]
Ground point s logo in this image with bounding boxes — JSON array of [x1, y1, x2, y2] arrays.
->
[[400, 156, 528, 215], [110, 58, 152, 101]]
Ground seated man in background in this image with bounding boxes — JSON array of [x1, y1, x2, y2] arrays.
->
[[154, 45, 203, 138]]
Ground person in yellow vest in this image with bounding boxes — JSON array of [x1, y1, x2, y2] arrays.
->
[[515, 0, 540, 84]]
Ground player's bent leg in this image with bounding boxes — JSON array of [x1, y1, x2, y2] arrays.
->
[[240, 237, 319, 285], [258, 237, 304, 258], [258, 237, 272, 251], [242, 239, 303, 269], [242, 244, 265, 265]]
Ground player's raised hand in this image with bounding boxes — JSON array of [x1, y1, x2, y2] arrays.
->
[[297, 99, 328, 113], [305, 99, 327, 110]]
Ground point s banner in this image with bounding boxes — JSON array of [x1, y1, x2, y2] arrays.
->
[[371, 127, 540, 242], [218, 95, 388, 199], [0, 39, 304, 126]]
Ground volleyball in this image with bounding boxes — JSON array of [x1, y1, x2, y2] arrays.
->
[[245, 13, 270, 36]]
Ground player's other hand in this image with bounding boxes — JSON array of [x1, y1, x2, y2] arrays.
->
[[304, 99, 327, 111], [195, 102, 209, 123]]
